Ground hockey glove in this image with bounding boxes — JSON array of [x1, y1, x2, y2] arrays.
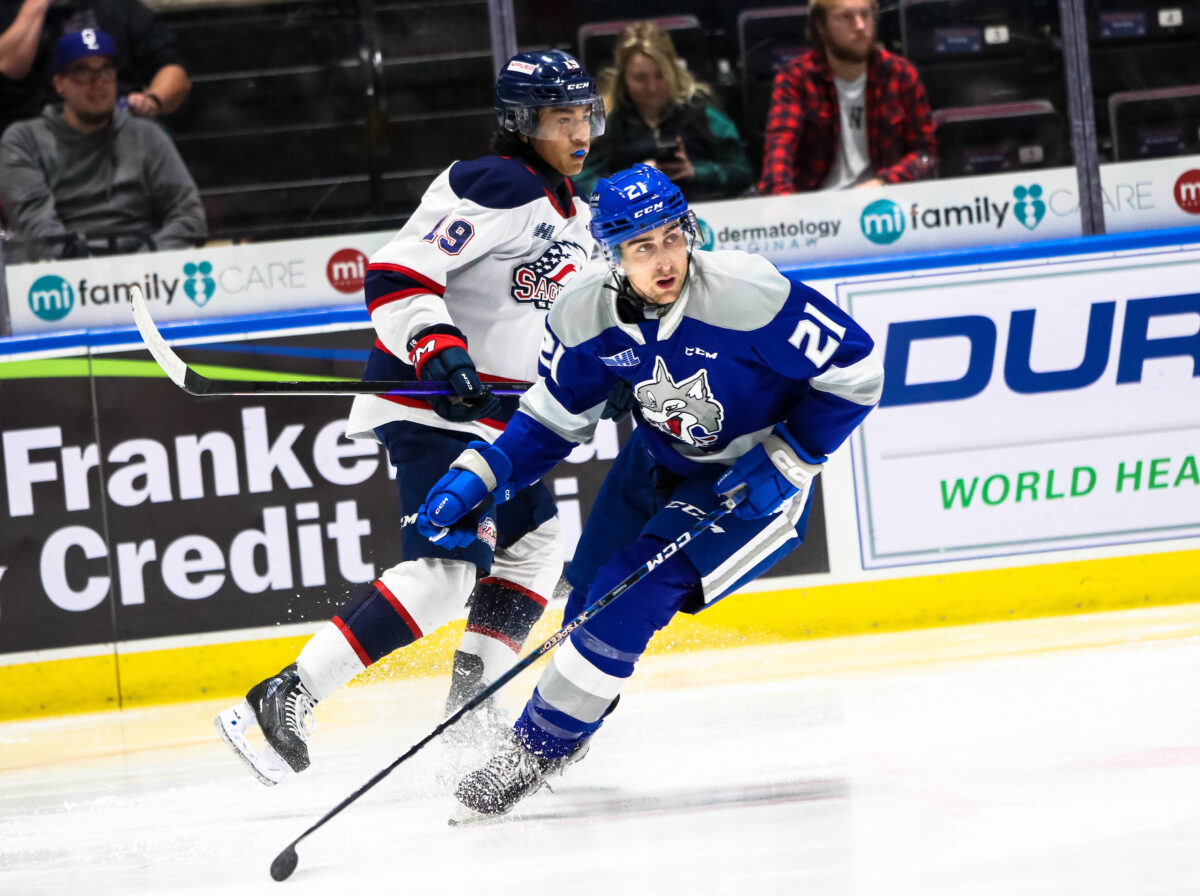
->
[[409, 326, 501, 423], [417, 494, 496, 549], [418, 442, 515, 545], [600, 378, 636, 422], [714, 427, 825, 520]]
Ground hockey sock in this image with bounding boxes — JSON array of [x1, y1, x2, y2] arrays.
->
[[514, 535, 699, 758], [299, 557, 475, 701], [459, 577, 549, 685]]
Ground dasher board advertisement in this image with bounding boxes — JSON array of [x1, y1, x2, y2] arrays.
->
[[844, 244, 1200, 569]]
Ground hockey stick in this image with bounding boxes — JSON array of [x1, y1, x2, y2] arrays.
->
[[128, 285, 529, 397], [269, 488, 743, 882]]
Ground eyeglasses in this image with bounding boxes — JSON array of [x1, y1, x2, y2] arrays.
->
[[829, 7, 876, 25], [64, 62, 117, 85]]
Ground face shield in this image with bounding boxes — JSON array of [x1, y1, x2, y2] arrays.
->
[[506, 97, 607, 141], [602, 211, 701, 273]]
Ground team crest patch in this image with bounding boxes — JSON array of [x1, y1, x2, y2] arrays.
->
[[634, 357, 725, 447], [511, 240, 587, 310], [476, 517, 498, 550], [600, 348, 640, 368]]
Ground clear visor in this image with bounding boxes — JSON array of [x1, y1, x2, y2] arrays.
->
[[602, 212, 700, 271], [511, 99, 606, 140]]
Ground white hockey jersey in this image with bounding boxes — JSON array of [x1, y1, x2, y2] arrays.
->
[[346, 154, 593, 440]]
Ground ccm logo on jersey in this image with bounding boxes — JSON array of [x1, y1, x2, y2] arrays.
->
[[511, 240, 588, 310]]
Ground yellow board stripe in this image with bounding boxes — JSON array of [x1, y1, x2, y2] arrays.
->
[[2, 549, 1196, 720]]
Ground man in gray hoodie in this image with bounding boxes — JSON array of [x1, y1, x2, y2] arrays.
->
[[0, 27, 204, 259]]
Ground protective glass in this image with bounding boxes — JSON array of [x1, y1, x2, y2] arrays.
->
[[511, 98, 606, 140]]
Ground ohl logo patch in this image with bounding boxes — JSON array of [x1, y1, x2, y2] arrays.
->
[[511, 239, 587, 309], [634, 357, 725, 447]]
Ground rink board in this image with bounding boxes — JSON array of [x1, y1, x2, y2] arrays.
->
[[2, 226, 1199, 719], [0, 546, 1197, 718]]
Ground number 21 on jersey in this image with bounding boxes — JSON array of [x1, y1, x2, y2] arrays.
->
[[788, 302, 846, 367]]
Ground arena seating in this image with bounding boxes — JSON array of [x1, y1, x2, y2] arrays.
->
[[933, 100, 1069, 176], [1108, 84, 1200, 160], [150, 0, 1200, 240]]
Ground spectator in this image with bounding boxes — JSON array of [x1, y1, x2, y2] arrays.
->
[[0, 0, 190, 136], [0, 28, 205, 258], [576, 21, 752, 202], [758, 0, 937, 194]]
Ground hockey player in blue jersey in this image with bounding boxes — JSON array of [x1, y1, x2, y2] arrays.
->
[[418, 163, 885, 817], [214, 50, 609, 786]]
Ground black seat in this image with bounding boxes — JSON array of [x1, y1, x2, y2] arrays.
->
[[933, 100, 1069, 176], [900, 0, 1065, 110], [736, 6, 810, 176], [1085, 1, 1200, 157], [576, 15, 712, 82], [1109, 84, 1200, 160]]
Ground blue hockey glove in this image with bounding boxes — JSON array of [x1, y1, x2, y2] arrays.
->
[[419, 441, 514, 539], [600, 378, 636, 422], [714, 428, 825, 520], [410, 326, 501, 423], [417, 494, 496, 549]]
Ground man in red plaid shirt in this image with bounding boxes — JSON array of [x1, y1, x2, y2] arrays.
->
[[758, 0, 937, 194]]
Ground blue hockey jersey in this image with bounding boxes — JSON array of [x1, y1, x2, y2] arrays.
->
[[497, 249, 884, 485]]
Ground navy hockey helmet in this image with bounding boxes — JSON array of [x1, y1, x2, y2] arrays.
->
[[588, 164, 699, 269], [495, 50, 605, 139]]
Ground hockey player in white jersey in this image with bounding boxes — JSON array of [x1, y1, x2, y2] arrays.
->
[[214, 50, 607, 786], [418, 164, 885, 817]]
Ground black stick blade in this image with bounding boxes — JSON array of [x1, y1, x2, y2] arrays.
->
[[270, 845, 299, 882]]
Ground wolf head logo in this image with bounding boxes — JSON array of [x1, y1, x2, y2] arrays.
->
[[634, 357, 725, 447]]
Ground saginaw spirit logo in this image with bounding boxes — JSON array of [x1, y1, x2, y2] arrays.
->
[[511, 239, 588, 309], [634, 357, 725, 447]]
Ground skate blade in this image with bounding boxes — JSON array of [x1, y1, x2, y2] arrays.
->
[[447, 803, 507, 827], [214, 700, 293, 787]]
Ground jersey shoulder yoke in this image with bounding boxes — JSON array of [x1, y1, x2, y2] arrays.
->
[[448, 155, 549, 210]]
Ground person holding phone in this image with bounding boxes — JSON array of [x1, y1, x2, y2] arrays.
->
[[575, 20, 752, 202]]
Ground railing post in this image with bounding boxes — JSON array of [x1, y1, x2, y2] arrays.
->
[[1059, 0, 1106, 235], [488, 0, 518, 78]]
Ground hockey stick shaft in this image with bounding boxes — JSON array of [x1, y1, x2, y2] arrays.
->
[[269, 489, 742, 881], [128, 285, 529, 398]]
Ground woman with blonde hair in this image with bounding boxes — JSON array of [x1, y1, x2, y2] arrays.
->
[[576, 21, 752, 201]]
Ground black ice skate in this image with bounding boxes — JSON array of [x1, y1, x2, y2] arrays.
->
[[451, 732, 587, 821], [214, 663, 317, 786], [442, 651, 507, 753]]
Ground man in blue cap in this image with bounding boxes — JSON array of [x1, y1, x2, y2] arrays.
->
[[0, 27, 205, 257]]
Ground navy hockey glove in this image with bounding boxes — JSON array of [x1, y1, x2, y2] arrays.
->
[[418, 442, 514, 545], [714, 427, 825, 520], [600, 378, 636, 422], [409, 326, 502, 423]]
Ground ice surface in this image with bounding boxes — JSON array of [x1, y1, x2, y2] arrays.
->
[[2, 604, 1199, 895]]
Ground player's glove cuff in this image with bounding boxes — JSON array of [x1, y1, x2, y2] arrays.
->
[[409, 324, 469, 379], [450, 441, 513, 494]]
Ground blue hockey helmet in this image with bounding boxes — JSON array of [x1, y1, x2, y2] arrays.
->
[[588, 164, 699, 268], [495, 50, 605, 139]]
